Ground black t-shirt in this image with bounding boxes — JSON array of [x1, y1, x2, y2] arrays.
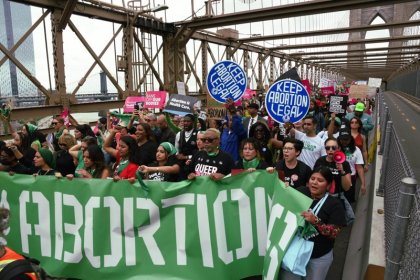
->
[[134, 140, 158, 166], [189, 150, 234, 176], [297, 186, 346, 258], [234, 159, 269, 170], [8, 163, 32, 175], [276, 160, 312, 189], [146, 156, 180, 182], [314, 156, 351, 194], [55, 150, 76, 176]]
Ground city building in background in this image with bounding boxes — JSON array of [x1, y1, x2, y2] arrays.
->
[[0, 0, 37, 98]]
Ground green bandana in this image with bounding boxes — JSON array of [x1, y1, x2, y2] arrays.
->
[[160, 142, 177, 156], [38, 148, 55, 168], [242, 158, 260, 169], [115, 159, 129, 176], [26, 123, 38, 134]]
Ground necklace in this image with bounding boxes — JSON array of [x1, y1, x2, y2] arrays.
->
[[38, 169, 52, 175]]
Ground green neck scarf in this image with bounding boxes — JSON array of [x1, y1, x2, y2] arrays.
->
[[116, 159, 129, 175], [242, 158, 260, 169]]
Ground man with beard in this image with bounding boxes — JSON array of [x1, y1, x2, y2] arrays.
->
[[187, 128, 234, 181], [175, 114, 199, 179], [0, 146, 31, 174]]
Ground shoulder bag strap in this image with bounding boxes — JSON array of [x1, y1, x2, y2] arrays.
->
[[312, 194, 329, 215]]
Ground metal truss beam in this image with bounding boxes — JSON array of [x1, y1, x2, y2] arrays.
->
[[10, 0, 174, 35], [289, 45, 420, 56], [270, 35, 420, 50], [176, 0, 414, 30], [240, 19, 420, 43], [308, 51, 420, 60], [57, 0, 77, 31], [318, 58, 413, 63]]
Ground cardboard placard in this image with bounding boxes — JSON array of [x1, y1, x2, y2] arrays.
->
[[329, 95, 348, 114], [163, 94, 197, 116]]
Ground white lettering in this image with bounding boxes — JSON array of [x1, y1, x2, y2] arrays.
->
[[104, 197, 122, 267]]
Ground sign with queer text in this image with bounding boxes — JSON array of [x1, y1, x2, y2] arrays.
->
[[0, 172, 310, 280], [207, 60, 247, 103], [265, 79, 310, 124]]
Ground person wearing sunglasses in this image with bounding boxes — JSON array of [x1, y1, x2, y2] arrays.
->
[[51, 116, 68, 152], [55, 134, 77, 177], [187, 128, 234, 181], [313, 137, 352, 195]]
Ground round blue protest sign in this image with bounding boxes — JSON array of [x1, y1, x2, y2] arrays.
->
[[206, 60, 247, 103], [265, 79, 310, 124]]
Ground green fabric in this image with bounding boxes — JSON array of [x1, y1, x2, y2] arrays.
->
[[116, 159, 129, 175], [26, 123, 38, 134], [0, 171, 312, 280], [38, 148, 55, 168], [242, 158, 260, 169], [74, 150, 85, 177], [31, 140, 42, 150], [160, 142, 177, 156], [110, 112, 133, 127]]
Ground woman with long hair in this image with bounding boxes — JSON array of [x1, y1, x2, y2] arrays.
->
[[74, 124, 96, 142], [77, 145, 110, 179], [103, 131, 139, 180], [282, 166, 346, 280], [234, 138, 269, 171], [249, 121, 275, 165], [337, 129, 366, 201], [134, 123, 158, 166], [139, 142, 181, 182], [349, 117, 368, 172]]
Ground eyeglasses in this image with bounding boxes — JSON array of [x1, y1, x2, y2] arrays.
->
[[325, 146, 337, 151], [51, 122, 58, 125], [283, 147, 295, 151], [202, 138, 216, 143]]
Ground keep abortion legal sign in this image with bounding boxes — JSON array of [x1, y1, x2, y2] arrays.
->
[[265, 79, 310, 124], [206, 60, 247, 103]]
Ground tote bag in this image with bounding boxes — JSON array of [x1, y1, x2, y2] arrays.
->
[[281, 194, 328, 276]]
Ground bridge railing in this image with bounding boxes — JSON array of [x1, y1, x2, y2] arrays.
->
[[377, 93, 419, 280]]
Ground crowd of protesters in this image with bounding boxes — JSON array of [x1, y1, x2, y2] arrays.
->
[[0, 92, 375, 280]]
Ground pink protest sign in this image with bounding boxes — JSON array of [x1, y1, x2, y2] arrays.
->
[[321, 86, 335, 96], [145, 91, 167, 109], [301, 79, 311, 95], [123, 96, 145, 113], [234, 89, 256, 106]]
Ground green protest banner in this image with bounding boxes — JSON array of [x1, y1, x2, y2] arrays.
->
[[0, 171, 311, 280]]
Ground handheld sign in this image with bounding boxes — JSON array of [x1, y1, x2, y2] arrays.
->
[[207, 60, 247, 103], [265, 79, 310, 124], [329, 95, 348, 115]]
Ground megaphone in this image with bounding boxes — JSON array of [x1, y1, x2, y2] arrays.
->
[[333, 151, 346, 164]]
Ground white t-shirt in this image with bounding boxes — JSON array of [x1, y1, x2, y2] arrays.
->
[[317, 130, 339, 143], [345, 146, 364, 175], [295, 130, 327, 169]]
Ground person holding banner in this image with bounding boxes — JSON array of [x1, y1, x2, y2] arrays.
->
[[187, 128, 234, 181], [139, 142, 180, 182], [282, 166, 346, 280], [133, 123, 158, 166], [233, 138, 269, 172], [76, 145, 110, 179], [33, 148, 56, 176], [103, 131, 139, 180]]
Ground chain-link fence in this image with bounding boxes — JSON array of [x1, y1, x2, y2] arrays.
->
[[377, 93, 420, 280]]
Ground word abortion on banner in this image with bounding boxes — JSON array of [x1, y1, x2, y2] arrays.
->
[[265, 79, 310, 124], [163, 94, 197, 116], [0, 172, 311, 280], [329, 95, 348, 114], [207, 60, 247, 103]]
